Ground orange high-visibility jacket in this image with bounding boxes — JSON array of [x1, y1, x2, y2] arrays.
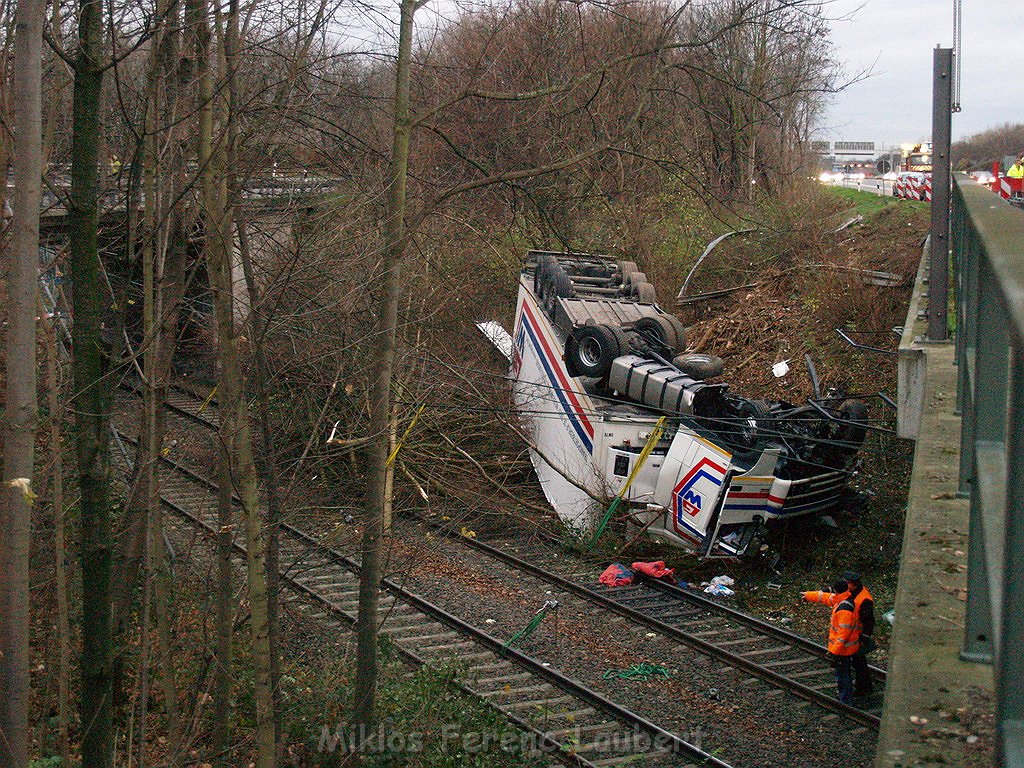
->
[[851, 585, 873, 631], [802, 590, 861, 656]]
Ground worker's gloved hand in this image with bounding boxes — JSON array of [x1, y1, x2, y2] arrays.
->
[[861, 636, 877, 654]]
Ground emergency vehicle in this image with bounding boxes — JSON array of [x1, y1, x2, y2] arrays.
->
[[892, 143, 932, 201], [486, 251, 868, 558]]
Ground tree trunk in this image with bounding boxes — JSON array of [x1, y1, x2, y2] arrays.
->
[[236, 213, 284, 755], [203, 0, 276, 758], [41, 312, 72, 767], [350, 0, 415, 732], [70, 0, 114, 763], [192, 1, 234, 762], [0, 0, 44, 761]]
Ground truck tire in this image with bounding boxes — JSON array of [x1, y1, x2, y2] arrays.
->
[[634, 315, 683, 354], [533, 253, 555, 294], [838, 399, 868, 450], [617, 260, 638, 281], [567, 324, 627, 378], [542, 269, 573, 314], [736, 399, 773, 450], [633, 281, 657, 303], [673, 352, 725, 380], [664, 315, 687, 351], [624, 271, 647, 287]]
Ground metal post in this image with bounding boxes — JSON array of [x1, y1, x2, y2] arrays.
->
[[929, 46, 953, 341]]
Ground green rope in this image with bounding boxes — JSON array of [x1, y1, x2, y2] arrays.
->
[[602, 663, 671, 682], [503, 600, 559, 649], [588, 416, 666, 550]]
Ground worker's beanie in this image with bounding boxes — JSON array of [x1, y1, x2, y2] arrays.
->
[[832, 579, 848, 593], [844, 571, 862, 585]]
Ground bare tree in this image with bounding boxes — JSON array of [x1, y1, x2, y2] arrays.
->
[[0, 0, 45, 762], [69, 0, 114, 761]]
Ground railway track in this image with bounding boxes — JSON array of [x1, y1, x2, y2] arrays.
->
[[115, 381, 886, 764], [401, 511, 886, 729], [110, 423, 727, 767]]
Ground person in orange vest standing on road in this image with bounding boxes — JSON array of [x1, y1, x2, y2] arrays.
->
[[845, 571, 876, 697], [802, 578, 860, 705]]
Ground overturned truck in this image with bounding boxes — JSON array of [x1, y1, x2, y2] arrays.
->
[[506, 250, 867, 558]]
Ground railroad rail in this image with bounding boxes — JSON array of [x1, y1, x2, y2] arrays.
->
[[400, 511, 885, 730], [116, 381, 885, 763], [109, 424, 726, 768]]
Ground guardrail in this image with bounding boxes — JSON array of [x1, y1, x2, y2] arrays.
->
[[953, 173, 1024, 765]]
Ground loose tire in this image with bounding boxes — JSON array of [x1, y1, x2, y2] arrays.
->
[[567, 324, 628, 378], [673, 352, 725, 380]]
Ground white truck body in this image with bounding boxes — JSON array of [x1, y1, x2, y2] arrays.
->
[[505, 251, 859, 558]]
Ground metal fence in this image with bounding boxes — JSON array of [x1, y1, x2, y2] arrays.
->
[[953, 174, 1024, 765]]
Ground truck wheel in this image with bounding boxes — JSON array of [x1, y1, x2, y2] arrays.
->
[[635, 315, 683, 354], [533, 253, 555, 294], [664, 315, 687, 351], [568, 324, 627, 378], [633, 282, 658, 303], [542, 269, 573, 314], [838, 399, 868, 450], [625, 271, 647, 287], [617, 260, 638, 281], [673, 352, 724, 380], [736, 399, 773, 450]]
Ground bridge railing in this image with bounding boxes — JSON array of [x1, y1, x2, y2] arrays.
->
[[954, 173, 1024, 764]]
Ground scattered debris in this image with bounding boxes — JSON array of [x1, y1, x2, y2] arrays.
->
[[772, 359, 791, 378], [817, 515, 839, 529], [910, 715, 929, 726], [503, 599, 559, 649], [602, 663, 671, 682], [702, 575, 735, 597], [599, 563, 635, 587], [632, 561, 675, 580]]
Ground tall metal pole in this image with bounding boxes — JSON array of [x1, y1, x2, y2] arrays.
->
[[929, 46, 953, 341]]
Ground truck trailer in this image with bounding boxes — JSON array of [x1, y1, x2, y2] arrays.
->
[[502, 250, 867, 558]]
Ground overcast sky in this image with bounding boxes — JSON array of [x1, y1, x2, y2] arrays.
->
[[822, 0, 1022, 147]]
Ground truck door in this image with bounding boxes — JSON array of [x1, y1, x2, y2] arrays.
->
[[654, 430, 732, 549]]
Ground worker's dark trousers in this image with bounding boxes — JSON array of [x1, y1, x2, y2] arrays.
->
[[833, 656, 854, 706], [852, 652, 872, 694], [853, 636, 875, 694]]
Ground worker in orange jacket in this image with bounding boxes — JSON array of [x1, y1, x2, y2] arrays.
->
[[845, 571, 876, 696], [802, 578, 860, 705]]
